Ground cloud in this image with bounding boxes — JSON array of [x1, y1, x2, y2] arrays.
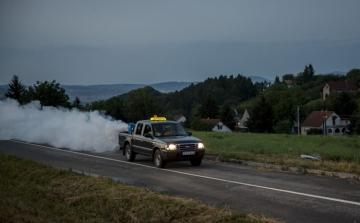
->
[[0, 99, 128, 152]]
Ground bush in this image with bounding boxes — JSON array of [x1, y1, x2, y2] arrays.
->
[[307, 128, 323, 135], [190, 117, 213, 131], [274, 120, 292, 134]]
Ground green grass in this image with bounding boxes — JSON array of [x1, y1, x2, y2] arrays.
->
[[0, 153, 279, 223], [193, 131, 360, 175]]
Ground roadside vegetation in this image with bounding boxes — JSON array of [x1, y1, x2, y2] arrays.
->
[[193, 131, 360, 175], [0, 153, 279, 223]]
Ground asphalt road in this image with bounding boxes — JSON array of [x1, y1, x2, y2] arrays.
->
[[1, 140, 359, 223]]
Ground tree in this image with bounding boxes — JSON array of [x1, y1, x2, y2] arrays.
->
[[331, 92, 357, 118], [282, 73, 294, 82], [346, 68, 360, 85], [124, 88, 162, 122], [22, 80, 70, 108], [274, 76, 280, 83], [4, 75, 26, 101], [274, 120, 292, 134], [197, 94, 219, 119], [246, 95, 274, 133], [190, 117, 213, 131], [303, 65, 310, 83], [221, 104, 233, 123], [294, 72, 304, 85], [72, 97, 82, 109], [308, 64, 315, 81]]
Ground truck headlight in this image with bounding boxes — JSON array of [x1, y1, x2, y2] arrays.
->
[[198, 143, 205, 149], [167, 144, 177, 150]]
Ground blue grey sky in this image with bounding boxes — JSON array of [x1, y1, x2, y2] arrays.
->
[[1, 0, 359, 85]]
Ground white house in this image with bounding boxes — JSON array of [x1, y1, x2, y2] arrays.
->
[[201, 118, 232, 132], [301, 111, 349, 135]]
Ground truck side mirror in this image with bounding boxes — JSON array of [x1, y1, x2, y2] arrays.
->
[[187, 131, 192, 136]]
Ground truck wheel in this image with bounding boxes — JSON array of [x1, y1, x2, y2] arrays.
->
[[125, 145, 135, 161], [190, 158, 202, 166], [154, 150, 166, 168]]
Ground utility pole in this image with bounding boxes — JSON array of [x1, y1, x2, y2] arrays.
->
[[297, 106, 300, 135]]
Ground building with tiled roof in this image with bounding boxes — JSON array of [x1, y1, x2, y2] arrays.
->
[[301, 111, 349, 135], [321, 81, 359, 100], [284, 80, 294, 88]]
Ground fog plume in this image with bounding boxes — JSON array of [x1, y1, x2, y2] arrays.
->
[[0, 99, 128, 152]]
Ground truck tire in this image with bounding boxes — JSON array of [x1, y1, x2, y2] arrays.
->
[[190, 158, 202, 166], [125, 144, 135, 161], [154, 150, 166, 168]]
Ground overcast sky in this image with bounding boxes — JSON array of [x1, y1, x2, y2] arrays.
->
[[1, 0, 359, 85]]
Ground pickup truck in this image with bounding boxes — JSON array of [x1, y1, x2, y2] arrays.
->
[[119, 118, 205, 168]]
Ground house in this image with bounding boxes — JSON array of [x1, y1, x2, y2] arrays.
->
[[263, 82, 271, 90], [239, 109, 251, 127], [320, 81, 359, 100], [173, 115, 186, 125], [301, 111, 349, 135], [234, 114, 244, 130], [201, 118, 232, 133], [284, 80, 294, 88]]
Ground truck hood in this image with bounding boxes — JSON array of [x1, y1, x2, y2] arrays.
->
[[158, 136, 202, 144]]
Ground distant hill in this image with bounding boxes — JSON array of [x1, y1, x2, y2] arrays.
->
[[0, 76, 275, 104], [0, 82, 197, 104], [62, 82, 198, 103], [248, 76, 273, 84]]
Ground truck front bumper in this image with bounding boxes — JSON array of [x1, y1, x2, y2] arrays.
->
[[161, 149, 205, 161]]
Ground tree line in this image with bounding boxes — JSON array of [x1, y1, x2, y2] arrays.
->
[[3, 66, 360, 135], [3, 75, 82, 109]]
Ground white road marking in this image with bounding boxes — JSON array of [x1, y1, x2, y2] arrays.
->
[[10, 140, 360, 206]]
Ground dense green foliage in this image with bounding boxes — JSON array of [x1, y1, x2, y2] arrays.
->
[[246, 95, 274, 133], [4, 75, 26, 101], [2, 76, 85, 109], [220, 104, 234, 124], [124, 87, 163, 122], [21, 80, 71, 108], [190, 117, 214, 131], [306, 128, 323, 135], [274, 120, 292, 134], [197, 94, 219, 119]]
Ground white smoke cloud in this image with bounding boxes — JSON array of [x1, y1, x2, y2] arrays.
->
[[0, 99, 128, 152]]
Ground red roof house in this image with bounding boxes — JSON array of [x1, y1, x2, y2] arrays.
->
[[321, 81, 359, 100], [301, 111, 349, 135]]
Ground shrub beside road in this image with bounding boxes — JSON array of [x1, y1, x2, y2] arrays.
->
[[194, 132, 360, 175]]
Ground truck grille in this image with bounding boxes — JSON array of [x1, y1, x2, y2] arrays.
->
[[177, 144, 196, 150]]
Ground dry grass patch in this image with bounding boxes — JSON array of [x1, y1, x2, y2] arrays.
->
[[0, 153, 281, 223]]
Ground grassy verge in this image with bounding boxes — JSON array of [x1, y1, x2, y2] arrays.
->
[[193, 132, 360, 175], [0, 153, 279, 223]]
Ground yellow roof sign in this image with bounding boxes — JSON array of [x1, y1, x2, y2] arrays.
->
[[150, 116, 166, 121]]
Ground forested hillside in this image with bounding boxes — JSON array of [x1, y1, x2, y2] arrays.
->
[[99, 74, 258, 122], [87, 67, 360, 134]]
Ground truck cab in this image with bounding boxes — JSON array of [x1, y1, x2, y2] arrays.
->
[[119, 117, 205, 168]]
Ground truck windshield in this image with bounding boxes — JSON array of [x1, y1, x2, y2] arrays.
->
[[152, 123, 188, 137]]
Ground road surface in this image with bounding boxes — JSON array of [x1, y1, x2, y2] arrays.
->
[[1, 140, 359, 223]]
